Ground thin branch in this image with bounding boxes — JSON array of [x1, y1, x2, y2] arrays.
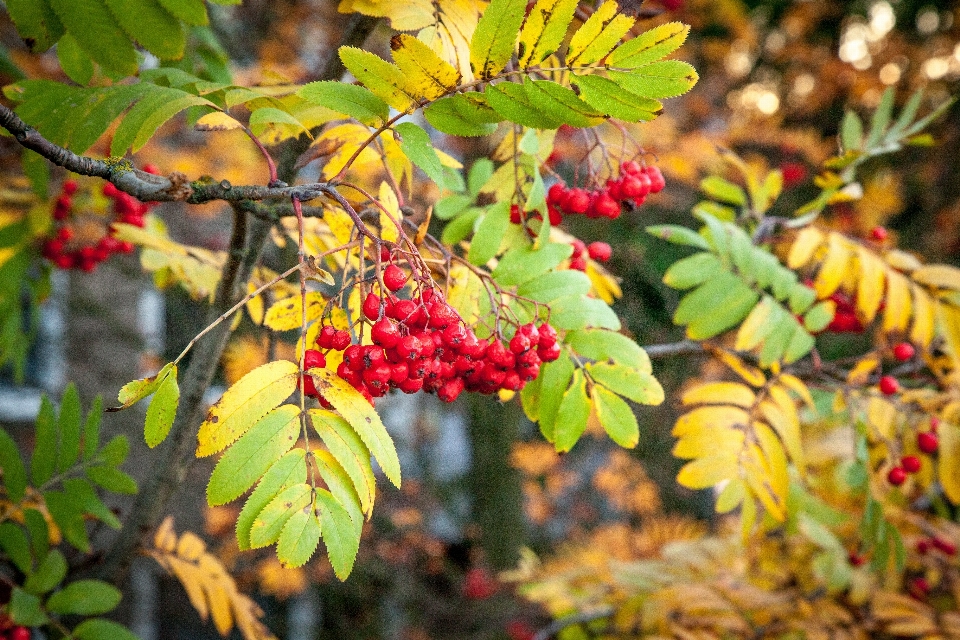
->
[[644, 339, 705, 358]]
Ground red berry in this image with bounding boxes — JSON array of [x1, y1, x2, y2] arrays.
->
[[587, 241, 612, 262], [620, 175, 646, 198], [509, 333, 531, 354], [932, 537, 957, 555], [362, 292, 381, 320], [848, 552, 866, 566], [343, 344, 364, 371], [620, 160, 642, 175], [902, 455, 921, 473], [501, 370, 522, 391], [879, 375, 899, 396], [565, 188, 590, 215], [398, 376, 423, 394], [593, 193, 620, 218], [887, 466, 907, 486], [298, 374, 319, 398], [930, 416, 940, 432], [547, 183, 567, 205], [395, 335, 422, 361], [908, 577, 930, 598], [142, 163, 160, 174], [892, 342, 915, 361], [537, 323, 557, 347], [331, 330, 351, 351], [871, 226, 889, 241], [317, 325, 336, 349], [462, 568, 497, 600], [643, 166, 665, 193], [62, 179, 78, 195], [371, 318, 400, 348], [438, 377, 465, 402], [917, 539, 931, 554], [304, 349, 326, 371], [10, 627, 30, 640], [547, 204, 563, 225], [383, 264, 407, 292], [102, 182, 119, 197], [569, 255, 587, 271], [605, 178, 623, 201], [918, 431, 938, 454], [538, 341, 561, 362]]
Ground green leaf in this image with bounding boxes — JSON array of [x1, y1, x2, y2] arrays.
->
[[677, 274, 759, 340], [592, 385, 639, 448], [553, 370, 591, 452], [840, 110, 863, 153], [24, 549, 67, 595], [104, 0, 185, 60], [83, 396, 103, 460], [424, 94, 500, 137], [97, 434, 129, 467], [520, 369, 542, 422], [23, 509, 50, 559], [313, 449, 364, 538], [395, 121, 449, 189], [31, 395, 57, 486], [468, 158, 495, 195], [316, 488, 361, 580], [276, 507, 321, 568], [114, 363, 175, 411], [56, 383, 81, 473], [607, 21, 690, 68], [57, 33, 94, 85], [468, 201, 511, 265], [73, 619, 141, 640], [570, 74, 661, 122], [63, 478, 121, 528], [111, 88, 214, 155], [339, 46, 416, 112], [537, 352, 575, 442], [803, 301, 834, 333], [441, 207, 482, 245], [249, 106, 311, 140], [523, 79, 604, 128], [310, 409, 375, 516], [866, 87, 895, 147], [886, 89, 924, 141], [609, 60, 699, 99], [145, 365, 179, 448], [6, 0, 64, 52], [85, 465, 138, 494], [484, 80, 564, 129], [662, 252, 721, 290], [434, 194, 473, 220], [566, 329, 651, 373], [550, 295, 620, 331], [470, 0, 526, 79], [47, 0, 137, 76], [46, 579, 121, 615], [587, 362, 663, 405], [700, 175, 746, 206], [157, 0, 208, 25], [492, 242, 573, 286], [307, 369, 401, 488], [298, 81, 388, 126], [788, 283, 817, 314], [236, 449, 306, 550], [250, 483, 311, 548], [9, 588, 48, 626], [207, 404, 300, 507], [517, 269, 592, 303], [646, 224, 711, 250], [43, 489, 89, 551], [0, 428, 27, 501], [70, 84, 151, 154], [566, 0, 635, 66], [783, 324, 815, 364], [0, 523, 32, 573], [517, 0, 578, 67]]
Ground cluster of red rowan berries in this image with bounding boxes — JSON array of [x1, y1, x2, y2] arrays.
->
[[877, 342, 918, 398], [887, 418, 940, 486], [916, 534, 957, 556], [40, 167, 160, 272], [299, 263, 561, 405], [544, 161, 665, 223]]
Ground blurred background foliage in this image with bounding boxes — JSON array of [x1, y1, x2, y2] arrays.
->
[[2, 0, 959, 638]]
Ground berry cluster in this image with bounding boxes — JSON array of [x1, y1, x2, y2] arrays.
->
[[568, 239, 611, 271], [545, 161, 664, 223], [299, 275, 561, 406], [886, 418, 940, 486], [40, 167, 160, 272]]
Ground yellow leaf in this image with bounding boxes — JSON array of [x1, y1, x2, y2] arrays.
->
[[263, 292, 328, 332], [777, 374, 815, 411], [676, 454, 739, 489], [246, 282, 265, 325], [673, 406, 750, 437], [199, 555, 235, 636], [715, 478, 746, 513], [744, 443, 785, 520], [884, 249, 923, 273], [585, 261, 622, 304], [681, 382, 756, 408], [709, 348, 766, 386], [759, 390, 804, 471], [735, 295, 775, 352], [846, 354, 879, 386], [937, 302, 960, 369], [434, 148, 464, 168], [673, 425, 744, 459], [882, 269, 911, 333], [177, 531, 207, 561], [309, 409, 376, 516], [752, 421, 789, 504], [307, 368, 401, 488], [154, 516, 177, 552], [813, 232, 851, 299], [339, 46, 418, 111], [939, 421, 960, 504], [854, 245, 886, 323], [195, 111, 245, 131], [446, 263, 484, 326], [566, 0, 634, 66], [517, 0, 578, 68], [866, 396, 897, 440], [912, 264, 960, 290], [909, 284, 935, 348], [339, 0, 436, 31], [391, 33, 461, 100], [787, 226, 824, 269], [166, 556, 210, 620], [196, 360, 299, 457], [377, 182, 401, 243]]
